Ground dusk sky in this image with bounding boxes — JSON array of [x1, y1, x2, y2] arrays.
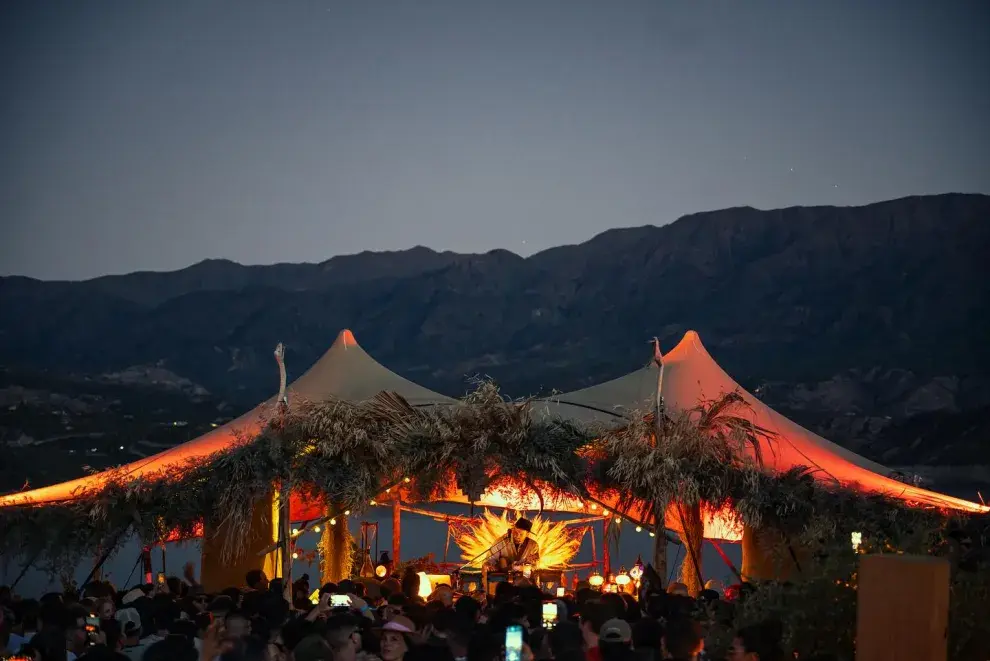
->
[[1, 0, 988, 280]]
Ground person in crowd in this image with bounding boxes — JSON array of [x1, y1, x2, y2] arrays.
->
[[663, 617, 705, 661], [378, 615, 415, 661], [245, 571, 269, 593], [597, 618, 634, 660], [115, 608, 153, 661], [728, 621, 785, 661]]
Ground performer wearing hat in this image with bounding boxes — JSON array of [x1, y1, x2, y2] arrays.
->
[[487, 517, 540, 570]]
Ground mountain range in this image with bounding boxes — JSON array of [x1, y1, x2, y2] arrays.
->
[[2, 193, 989, 471]]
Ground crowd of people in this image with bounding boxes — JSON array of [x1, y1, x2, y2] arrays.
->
[[0, 564, 793, 661]]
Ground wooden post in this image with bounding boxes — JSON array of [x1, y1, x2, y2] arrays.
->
[[602, 515, 612, 576], [392, 497, 401, 566], [651, 341, 668, 586], [652, 521, 668, 587], [856, 554, 949, 661], [273, 343, 292, 598], [675, 501, 704, 596], [278, 486, 292, 589]]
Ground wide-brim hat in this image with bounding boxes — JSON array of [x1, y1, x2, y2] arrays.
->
[[513, 517, 533, 532], [377, 615, 417, 634]]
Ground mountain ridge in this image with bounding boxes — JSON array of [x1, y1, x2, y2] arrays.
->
[[1, 193, 988, 471]]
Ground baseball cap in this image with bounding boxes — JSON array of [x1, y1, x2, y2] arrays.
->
[[600, 618, 632, 643], [115, 607, 142, 636]]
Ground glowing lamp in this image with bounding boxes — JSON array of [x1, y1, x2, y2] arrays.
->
[[329, 518, 337, 525], [417, 572, 432, 598], [313, 525, 321, 533], [345, 510, 351, 516], [635, 526, 642, 533], [615, 567, 631, 586], [649, 531, 656, 537], [370, 500, 377, 506], [375, 565, 388, 578], [588, 572, 605, 588], [291, 552, 299, 560], [851, 531, 862, 552], [404, 477, 411, 483], [629, 557, 644, 582], [291, 528, 299, 536]]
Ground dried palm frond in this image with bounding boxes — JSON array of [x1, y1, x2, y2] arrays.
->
[[455, 510, 581, 570]]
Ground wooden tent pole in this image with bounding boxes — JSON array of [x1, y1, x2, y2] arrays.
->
[[273, 343, 292, 597], [651, 338, 669, 586], [602, 515, 612, 576], [392, 497, 401, 566]]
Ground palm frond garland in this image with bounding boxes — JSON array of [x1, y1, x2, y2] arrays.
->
[[0, 384, 973, 575], [395, 382, 594, 506]]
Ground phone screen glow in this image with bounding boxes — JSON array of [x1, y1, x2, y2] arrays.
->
[[505, 624, 523, 661]]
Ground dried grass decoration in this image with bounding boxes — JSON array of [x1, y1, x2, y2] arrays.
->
[[454, 509, 581, 570]]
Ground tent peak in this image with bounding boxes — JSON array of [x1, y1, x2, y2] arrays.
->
[[664, 330, 708, 364], [334, 329, 358, 348]]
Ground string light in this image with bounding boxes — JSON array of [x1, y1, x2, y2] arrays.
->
[[344, 510, 351, 516], [403, 477, 411, 483], [313, 525, 321, 533], [635, 526, 642, 533], [649, 531, 656, 537], [330, 518, 337, 525], [291, 528, 299, 536], [370, 500, 377, 506], [291, 552, 298, 559]]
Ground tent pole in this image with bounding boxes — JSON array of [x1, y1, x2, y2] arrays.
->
[[142, 545, 153, 584], [392, 497, 401, 566], [273, 343, 292, 599], [78, 525, 129, 598], [651, 339, 669, 586], [602, 515, 612, 576]]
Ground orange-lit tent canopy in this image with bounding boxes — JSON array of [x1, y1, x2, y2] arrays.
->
[[1, 330, 983, 543], [0, 330, 454, 510], [542, 330, 987, 517]]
